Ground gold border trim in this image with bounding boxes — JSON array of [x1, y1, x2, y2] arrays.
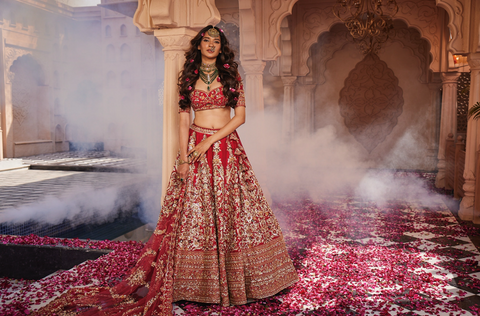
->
[[190, 124, 219, 135]]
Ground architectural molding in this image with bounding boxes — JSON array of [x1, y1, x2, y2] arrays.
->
[[436, 0, 467, 54], [262, 0, 299, 61], [133, 0, 220, 32], [292, 2, 338, 77], [239, 1, 258, 61], [386, 22, 432, 83], [396, 0, 442, 72], [295, 0, 444, 77], [311, 29, 352, 86], [219, 8, 239, 26], [4, 47, 30, 84]]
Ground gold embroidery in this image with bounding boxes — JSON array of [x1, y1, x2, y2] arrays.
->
[[154, 228, 166, 235], [126, 268, 147, 287]]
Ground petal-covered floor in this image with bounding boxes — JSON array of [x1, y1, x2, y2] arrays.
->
[[2, 175, 480, 315]]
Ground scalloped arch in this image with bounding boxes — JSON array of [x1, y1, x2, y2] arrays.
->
[[264, 0, 300, 61], [296, 0, 443, 77], [435, 0, 466, 54]]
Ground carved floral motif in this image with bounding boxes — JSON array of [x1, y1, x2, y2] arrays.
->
[[339, 53, 404, 153]]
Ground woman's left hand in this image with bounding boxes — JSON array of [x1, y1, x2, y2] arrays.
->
[[188, 138, 213, 163]]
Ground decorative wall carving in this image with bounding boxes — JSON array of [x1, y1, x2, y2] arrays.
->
[[263, 0, 298, 60], [311, 28, 352, 85], [384, 21, 431, 83], [396, 0, 441, 72], [4, 47, 30, 84], [339, 53, 404, 153], [292, 2, 339, 77], [436, 0, 466, 54], [221, 10, 239, 26], [295, 0, 442, 77], [239, 1, 257, 60]]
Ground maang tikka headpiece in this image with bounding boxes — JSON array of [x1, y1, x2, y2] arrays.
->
[[207, 27, 220, 37]]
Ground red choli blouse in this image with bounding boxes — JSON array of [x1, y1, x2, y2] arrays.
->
[[179, 81, 245, 113]]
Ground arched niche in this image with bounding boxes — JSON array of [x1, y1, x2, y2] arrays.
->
[[291, 0, 445, 77], [308, 20, 433, 86], [9, 54, 49, 144], [120, 24, 127, 37]]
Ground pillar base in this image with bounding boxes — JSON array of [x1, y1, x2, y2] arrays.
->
[[435, 170, 445, 188], [459, 197, 474, 221]]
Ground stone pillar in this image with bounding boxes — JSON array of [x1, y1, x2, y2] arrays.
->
[[240, 59, 271, 203], [281, 76, 296, 140], [241, 60, 266, 114], [155, 28, 197, 200], [3, 80, 14, 158], [427, 82, 442, 166], [296, 83, 317, 136], [460, 53, 480, 222], [435, 72, 460, 188]]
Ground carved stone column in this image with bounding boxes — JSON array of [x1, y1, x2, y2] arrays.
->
[[460, 53, 480, 222], [296, 82, 317, 136], [427, 82, 442, 166], [281, 76, 296, 140], [241, 60, 266, 114], [240, 59, 271, 202], [155, 28, 197, 199], [435, 72, 460, 188], [3, 78, 14, 158]]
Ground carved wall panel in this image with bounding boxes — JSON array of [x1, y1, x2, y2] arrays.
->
[[339, 53, 404, 153]]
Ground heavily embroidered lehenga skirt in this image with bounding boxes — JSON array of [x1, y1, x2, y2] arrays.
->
[[36, 124, 298, 316]]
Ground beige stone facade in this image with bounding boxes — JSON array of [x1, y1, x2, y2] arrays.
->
[[1, 0, 480, 219], [0, 0, 161, 161]]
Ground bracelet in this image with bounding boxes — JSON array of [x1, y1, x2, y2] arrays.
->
[[177, 158, 189, 165]]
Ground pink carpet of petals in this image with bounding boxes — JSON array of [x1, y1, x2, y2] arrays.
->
[[2, 181, 480, 315], [0, 236, 143, 316]]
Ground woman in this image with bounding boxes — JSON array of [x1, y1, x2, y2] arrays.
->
[[36, 25, 297, 316]]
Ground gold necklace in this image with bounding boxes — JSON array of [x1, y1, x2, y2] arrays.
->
[[200, 62, 217, 72], [199, 68, 219, 91]]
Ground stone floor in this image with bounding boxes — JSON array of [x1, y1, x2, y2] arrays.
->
[[0, 152, 154, 240], [3, 155, 480, 315]]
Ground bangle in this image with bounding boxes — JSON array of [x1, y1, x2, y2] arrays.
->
[[177, 158, 189, 165]]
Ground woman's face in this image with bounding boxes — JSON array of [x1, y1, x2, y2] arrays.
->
[[198, 34, 221, 61]]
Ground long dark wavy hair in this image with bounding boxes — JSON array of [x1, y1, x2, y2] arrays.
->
[[178, 25, 240, 111]]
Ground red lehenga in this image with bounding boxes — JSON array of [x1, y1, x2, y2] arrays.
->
[[36, 123, 298, 316]]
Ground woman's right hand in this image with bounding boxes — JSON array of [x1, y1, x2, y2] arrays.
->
[[177, 163, 189, 182]]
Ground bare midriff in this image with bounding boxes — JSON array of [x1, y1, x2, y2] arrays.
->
[[193, 107, 231, 129]]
